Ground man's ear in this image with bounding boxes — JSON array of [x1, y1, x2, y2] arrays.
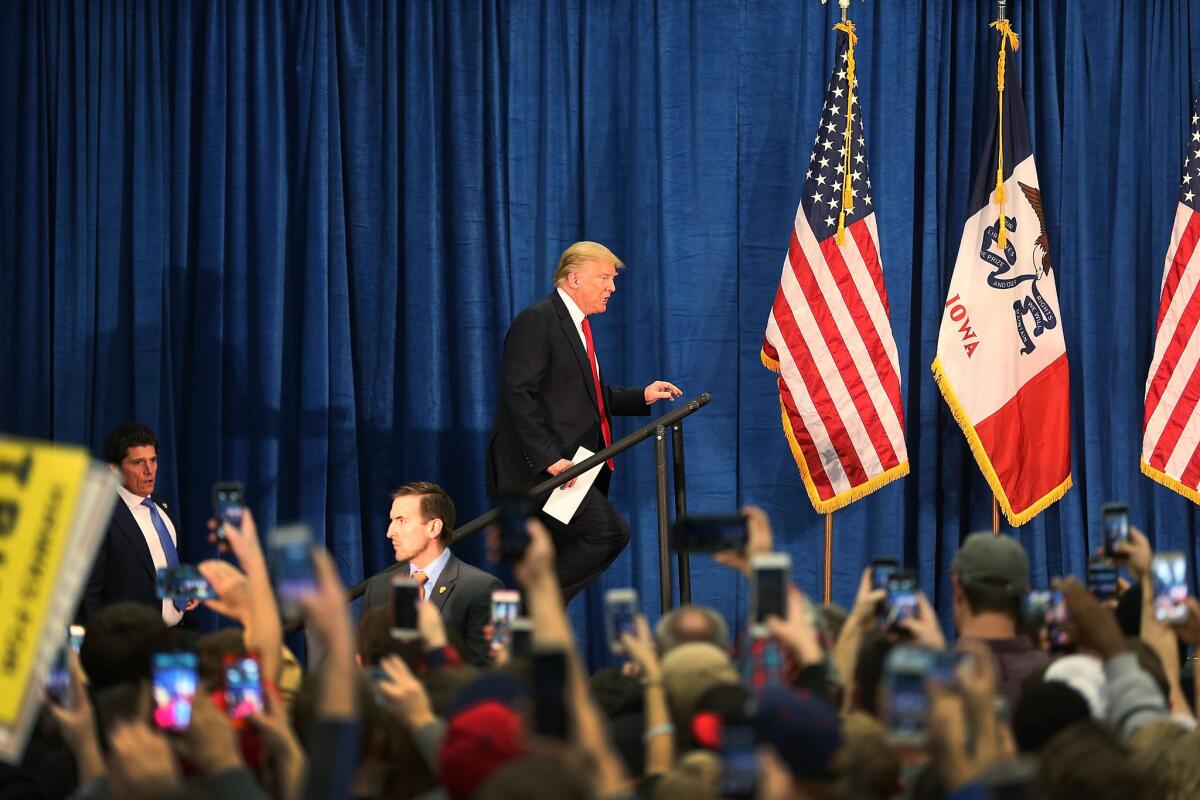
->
[[950, 574, 964, 603], [428, 518, 444, 541]]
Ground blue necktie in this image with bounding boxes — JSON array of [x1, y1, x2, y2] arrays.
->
[[142, 498, 186, 612]]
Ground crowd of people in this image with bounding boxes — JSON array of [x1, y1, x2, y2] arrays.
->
[[5, 496, 1200, 800]]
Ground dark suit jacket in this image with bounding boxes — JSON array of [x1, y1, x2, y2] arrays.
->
[[361, 552, 502, 666], [83, 499, 176, 621], [487, 290, 650, 496]]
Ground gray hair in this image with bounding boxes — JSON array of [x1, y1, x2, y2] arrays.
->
[[655, 605, 731, 656]]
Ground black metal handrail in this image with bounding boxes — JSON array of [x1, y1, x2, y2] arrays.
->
[[282, 393, 710, 634]]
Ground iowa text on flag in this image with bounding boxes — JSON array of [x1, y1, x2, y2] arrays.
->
[[1141, 96, 1200, 502], [932, 22, 1071, 526], [761, 21, 908, 513]]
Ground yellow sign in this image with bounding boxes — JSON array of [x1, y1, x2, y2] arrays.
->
[[0, 440, 90, 725]]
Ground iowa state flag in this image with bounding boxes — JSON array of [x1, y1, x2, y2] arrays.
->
[[932, 23, 1071, 525]]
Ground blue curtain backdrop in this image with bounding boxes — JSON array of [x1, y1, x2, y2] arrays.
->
[[3, 0, 1200, 665]]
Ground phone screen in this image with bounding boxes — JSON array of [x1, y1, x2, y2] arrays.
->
[[532, 649, 569, 739], [391, 579, 420, 638], [671, 515, 749, 553], [1152, 553, 1189, 624], [213, 482, 245, 540], [223, 654, 264, 722], [511, 621, 533, 659], [498, 496, 533, 562], [605, 591, 640, 653], [270, 524, 317, 616], [884, 646, 933, 743], [1086, 562, 1119, 601], [45, 646, 72, 708], [871, 560, 899, 592], [886, 572, 919, 626], [156, 565, 217, 601], [1102, 504, 1130, 555], [152, 652, 198, 733], [1024, 590, 1070, 648], [718, 721, 759, 798], [491, 591, 521, 646], [753, 566, 787, 624], [742, 634, 784, 691]]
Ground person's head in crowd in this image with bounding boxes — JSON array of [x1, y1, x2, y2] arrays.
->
[[1044, 654, 1107, 718], [294, 670, 437, 800], [474, 754, 591, 800], [356, 606, 425, 670], [80, 602, 168, 690], [438, 701, 526, 800], [660, 642, 740, 732], [424, 665, 486, 717], [103, 422, 159, 497], [840, 712, 901, 799], [754, 687, 846, 799], [949, 532, 1028, 637], [850, 630, 896, 716], [815, 602, 848, 648], [655, 605, 730, 656], [386, 481, 455, 568], [588, 667, 643, 720], [1129, 719, 1200, 800], [651, 750, 721, 800], [195, 628, 247, 687], [1037, 719, 1156, 800], [1012, 680, 1092, 753]]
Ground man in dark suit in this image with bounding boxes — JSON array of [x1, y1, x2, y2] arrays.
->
[[361, 481, 501, 665], [487, 241, 681, 601], [84, 423, 196, 626]]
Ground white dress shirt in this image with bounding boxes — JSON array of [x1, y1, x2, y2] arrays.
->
[[412, 547, 453, 595], [115, 483, 183, 626], [556, 287, 595, 367]]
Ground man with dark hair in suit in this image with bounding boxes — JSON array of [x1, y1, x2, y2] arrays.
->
[[487, 241, 681, 601], [84, 423, 195, 626], [361, 481, 501, 665]]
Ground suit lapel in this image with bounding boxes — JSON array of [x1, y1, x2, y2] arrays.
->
[[114, 501, 157, 581], [550, 292, 600, 411], [431, 554, 459, 612]]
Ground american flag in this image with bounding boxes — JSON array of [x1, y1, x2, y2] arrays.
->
[[761, 23, 908, 513], [1141, 96, 1200, 503]]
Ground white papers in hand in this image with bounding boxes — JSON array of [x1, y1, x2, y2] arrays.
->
[[541, 446, 603, 524]]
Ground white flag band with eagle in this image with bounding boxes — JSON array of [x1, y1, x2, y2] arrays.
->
[[761, 22, 908, 513], [932, 24, 1072, 526]]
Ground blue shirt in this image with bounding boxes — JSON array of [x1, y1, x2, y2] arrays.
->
[[412, 547, 452, 593]]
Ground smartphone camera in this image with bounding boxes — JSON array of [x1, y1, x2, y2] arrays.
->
[[871, 558, 899, 592], [1101, 503, 1130, 558], [604, 588, 640, 654], [223, 653, 264, 725], [269, 524, 317, 618], [1152, 552, 1189, 624], [498, 496, 534, 563], [156, 565, 217, 601], [1086, 560, 1119, 601], [391, 576, 421, 640], [213, 481, 245, 544], [510, 618, 534, 659], [491, 590, 522, 647], [751, 553, 791, 634], [718, 718, 759, 798], [1023, 590, 1070, 649], [152, 652, 198, 733], [670, 514, 750, 553], [532, 648, 569, 739], [883, 645, 935, 745], [885, 571, 919, 627]]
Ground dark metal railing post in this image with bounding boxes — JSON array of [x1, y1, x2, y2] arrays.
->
[[671, 421, 691, 605], [654, 425, 672, 614]]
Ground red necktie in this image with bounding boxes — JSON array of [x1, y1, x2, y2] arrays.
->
[[581, 317, 614, 471]]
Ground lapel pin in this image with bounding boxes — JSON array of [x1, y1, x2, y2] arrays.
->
[[439, 586, 446, 594]]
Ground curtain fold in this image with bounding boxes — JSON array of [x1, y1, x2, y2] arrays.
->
[[2, 0, 1198, 665]]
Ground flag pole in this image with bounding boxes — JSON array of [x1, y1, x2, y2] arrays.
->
[[992, 496, 1001, 535], [823, 512, 834, 603]]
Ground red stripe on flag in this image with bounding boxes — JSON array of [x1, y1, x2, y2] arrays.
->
[[1154, 211, 1200, 336], [1143, 274, 1200, 427], [778, 376, 836, 500], [1176, 438, 1200, 489], [763, 335, 780, 363], [975, 354, 1071, 517], [788, 231, 900, 472], [771, 288, 870, 487], [1147, 349, 1200, 471], [851, 219, 892, 318]]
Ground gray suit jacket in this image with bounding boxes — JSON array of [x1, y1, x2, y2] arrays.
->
[[361, 551, 502, 665]]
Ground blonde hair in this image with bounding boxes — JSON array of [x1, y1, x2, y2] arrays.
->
[[552, 241, 624, 286]]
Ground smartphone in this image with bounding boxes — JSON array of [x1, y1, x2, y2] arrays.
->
[[152, 652, 198, 733], [750, 553, 791, 635], [45, 649, 72, 708], [742, 631, 785, 691], [883, 645, 935, 745], [1024, 590, 1070, 649], [1152, 552, 1189, 624], [532, 648, 569, 739], [885, 570, 919, 627], [604, 588, 640, 654], [391, 576, 421, 640], [670, 515, 749, 553], [68, 625, 85, 653], [510, 618, 534, 659], [223, 653, 264, 725], [156, 564, 217, 601], [718, 719, 759, 798], [1101, 503, 1130, 558], [929, 650, 973, 688], [871, 558, 899, 592], [490, 589, 522, 647], [268, 523, 317, 618], [1086, 560, 1119, 601], [498, 496, 534, 563], [212, 481, 245, 543]]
